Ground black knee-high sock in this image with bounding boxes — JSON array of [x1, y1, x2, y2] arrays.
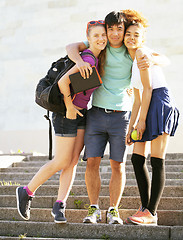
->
[[131, 153, 151, 208], [148, 157, 165, 216]]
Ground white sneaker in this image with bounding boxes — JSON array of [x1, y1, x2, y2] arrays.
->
[[107, 208, 123, 224], [83, 205, 101, 224]]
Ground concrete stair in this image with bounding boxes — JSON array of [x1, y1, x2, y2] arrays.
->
[[0, 153, 183, 240]]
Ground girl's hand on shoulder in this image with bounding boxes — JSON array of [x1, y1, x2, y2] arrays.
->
[[126, 88, 133, 97], [136, 48, 151, 71]]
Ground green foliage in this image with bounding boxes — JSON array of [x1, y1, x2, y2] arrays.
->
[[101, 234, 110, 239], [12, 217, 18, 221], [0, 180, 20, 186], [70, 191, 75, 196], [18, 233, 27, 239], [74, 199, 83, 209]]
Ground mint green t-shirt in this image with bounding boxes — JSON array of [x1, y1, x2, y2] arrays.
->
[[83, 41, 133, 111]]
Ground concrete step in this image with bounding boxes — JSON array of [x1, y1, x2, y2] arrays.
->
[[1, 185, 182, 197], [0, 207, 182, 226], [2, 165, 183, 173], [1, 195, 182, 210], [24, 155, 130, 161], [0, 238, 93, 240], [1, 178, 183, 186], [1, 153, 183, 240], [24, 153, 183, 161], [1, 172, 183, 181], [0, 238, 90, 240], [12, 159, 183, 167], [0, 221, 183, 240], [3, 179, 183, 188]]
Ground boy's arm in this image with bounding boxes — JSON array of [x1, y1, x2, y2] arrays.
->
[[151, 52, 170, 66], [66, 42, 92, 78], [137, 48, 170, 70]]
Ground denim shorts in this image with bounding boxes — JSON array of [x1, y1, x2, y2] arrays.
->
[[84, 106, 131, 162], [52, 109, 87, 137]]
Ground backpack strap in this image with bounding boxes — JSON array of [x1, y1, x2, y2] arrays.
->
[[80, 51, 97, 97], [81, 51, 97, 67], [44, 110, 52, 160]]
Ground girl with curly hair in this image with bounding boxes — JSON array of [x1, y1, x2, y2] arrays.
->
[[123, 9, 179, 226]]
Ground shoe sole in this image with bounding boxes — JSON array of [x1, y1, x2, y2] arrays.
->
[[51, 211, 67, 224], [126, 217, 137, 225], [107, 216, 123, 225], [16, 187, 29, 221], [130, 218, 157, 226], [124, 218, 135, 225], [124, 219, 133, 225], [83, 220, 97, 224], [108, 220, 123, 225], [83, 218, 101, 224]]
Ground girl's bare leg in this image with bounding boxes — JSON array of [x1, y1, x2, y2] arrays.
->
[[57, 129, 85, 202], [28, 135, 76, 193], [151, 133, 170, 159]]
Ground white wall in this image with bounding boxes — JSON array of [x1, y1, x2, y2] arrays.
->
[[0, 0, 182, 154]]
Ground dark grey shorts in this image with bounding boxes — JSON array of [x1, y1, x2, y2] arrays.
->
[[84, 106, 131, 162], [52, 109, 87, 137]]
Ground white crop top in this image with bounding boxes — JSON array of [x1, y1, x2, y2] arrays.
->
[[131, 58, 168, 91]]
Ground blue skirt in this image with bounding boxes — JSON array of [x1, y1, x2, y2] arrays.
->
[[134, 87, 179, 142]]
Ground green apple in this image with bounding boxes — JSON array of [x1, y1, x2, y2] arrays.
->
[[131, 130, 138, 140]]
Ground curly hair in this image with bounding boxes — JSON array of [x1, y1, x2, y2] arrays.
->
[[122, 9, 149, 29]]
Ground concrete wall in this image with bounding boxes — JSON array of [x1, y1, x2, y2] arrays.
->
[[0, 0, 182, 155]]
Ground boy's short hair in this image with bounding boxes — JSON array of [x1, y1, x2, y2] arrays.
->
[[105, 11, 126, 29]]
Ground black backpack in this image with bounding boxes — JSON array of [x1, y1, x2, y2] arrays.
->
[[35, 52, 96, 159]]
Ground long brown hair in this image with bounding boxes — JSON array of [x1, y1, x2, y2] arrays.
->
[[98, 48, 106, 77]]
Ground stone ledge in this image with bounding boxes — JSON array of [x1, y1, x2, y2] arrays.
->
[[0, 221, 172, 240], [0, 221, 182, 239]]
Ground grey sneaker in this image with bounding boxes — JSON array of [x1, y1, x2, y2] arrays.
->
[[83, 205, 101, 224], [107, 208, 123, 224], [51, 201, 67, 223], [16, 186, 33, 220]]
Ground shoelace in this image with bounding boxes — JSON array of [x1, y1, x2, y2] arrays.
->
[[133, 208, 149, 218], [26, 196, 33, 210], [87, 206, 97, 216], [59, 208, 65, 213], [28, 196, 33, 201], [109, 209, 118, 217], [58, 202, 65, 213], [132, 206, 145, 217]]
